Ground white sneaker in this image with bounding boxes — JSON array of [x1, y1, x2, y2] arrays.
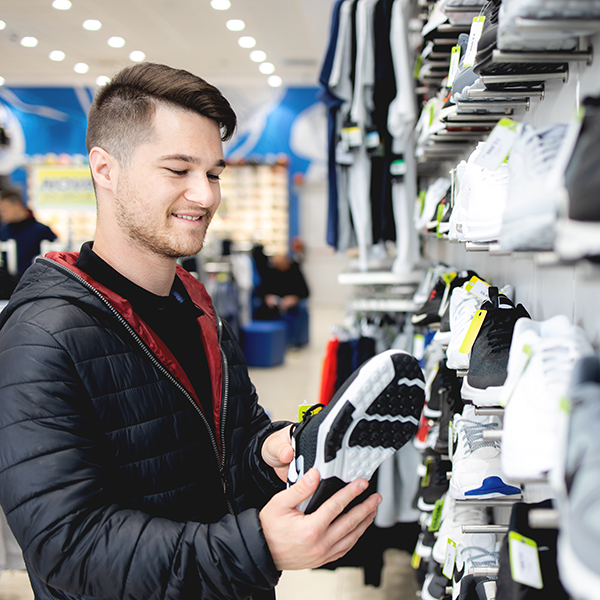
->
[[416, 177, 452, 233], [448, 406, 521, 499], [497, 0, 580, 50], [452, 543, 499, 600], [500, 315, 592, 482], [450, 144, 509, 243], [500, 123, 569, 252], [431, 495, 490, 565]]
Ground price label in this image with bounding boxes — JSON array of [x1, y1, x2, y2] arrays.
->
[[459, 310, 487, 354], [442, 539, 457, 579], [464, 275, 490, 301], [509, 532, 543, 589], [463, 16, 486, 67], [474, 118, 521, 171], [447, 45, 462, 88]]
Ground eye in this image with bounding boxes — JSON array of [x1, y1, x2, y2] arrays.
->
[[207, 173, 222, 181], [166, 168, 188, 176]]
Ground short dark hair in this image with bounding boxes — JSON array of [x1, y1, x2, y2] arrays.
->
[[0, 188, 24, 205], [86, 62, 237, 166]]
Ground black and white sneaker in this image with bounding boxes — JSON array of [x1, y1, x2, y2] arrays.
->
[[287, 349, 425, 514]]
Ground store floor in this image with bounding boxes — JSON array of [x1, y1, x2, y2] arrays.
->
[[0, 305, 419, 600], [248, 304, 420, 600]]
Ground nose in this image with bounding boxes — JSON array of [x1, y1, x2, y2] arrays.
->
[[183, 173, 220, 208]]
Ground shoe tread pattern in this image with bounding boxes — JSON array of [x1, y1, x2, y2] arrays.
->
[[325, 403, 355, 462], [349, 419, 418, 450]]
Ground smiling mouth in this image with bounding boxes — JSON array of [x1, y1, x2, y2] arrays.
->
[[174, 214, 202, 221]]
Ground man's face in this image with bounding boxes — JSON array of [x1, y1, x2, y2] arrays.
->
[[113, 103, 225, 259]]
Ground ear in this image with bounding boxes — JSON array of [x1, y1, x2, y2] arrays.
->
[[89, 147, 118, 192]]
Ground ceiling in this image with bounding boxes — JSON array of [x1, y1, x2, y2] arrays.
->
[[0, 0, 336, 89]]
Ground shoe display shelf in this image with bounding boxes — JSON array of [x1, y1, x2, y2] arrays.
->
[[208, 159, 290, 257]]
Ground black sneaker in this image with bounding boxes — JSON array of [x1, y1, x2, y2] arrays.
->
[[287, 349, 425, 514], [434, 372, 464, 458], [416, 450, 452, 512], [412, 275, 454, 326], [461, 287, 530, 406]]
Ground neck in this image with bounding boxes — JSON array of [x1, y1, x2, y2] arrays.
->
[[92, 229, 177, 297]]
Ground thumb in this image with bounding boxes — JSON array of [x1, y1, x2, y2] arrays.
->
[[281, 468, 320, 508]]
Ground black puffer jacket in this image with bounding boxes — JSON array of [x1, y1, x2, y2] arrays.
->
[[0, 252, 287, 600]]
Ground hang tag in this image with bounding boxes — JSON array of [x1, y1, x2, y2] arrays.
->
[[459, 309, 487, 354], [509, 532, 543, 590], [436, 202, 446, 238], [463, 16, 486, 68], [442, 539, 457, 579], [391, 157, 407, 180], [365, 128, 381, 150], [297, 403, 321, 422], [411, 548, 422, 570], [421, 454, 434, 487], [447, 45, 462, 88], [429, 498, 445, 532], [464, 275, 490, 302], [341, 122, 362, 149], [413, 334, 426, 361], [474, 118, 521, 171]]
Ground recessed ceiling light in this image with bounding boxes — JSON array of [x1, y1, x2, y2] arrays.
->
[[0, 76, 5, 87], [74, 62, 89, 74], [49, 50, 66, 61], [0, 20, 6, 30], [52, 0, 72, 9], [259, 62, 275, 75], [83, 19, 102, 31], [129, 50, 146, 62], [238, 36, 256, 49], [268, 75, 282, 88], [20, 37, 38, 48], [108, 36, 125, 48], [96, 75, 111, 86], [211, 0, 231, 9], [226, 19, 245, 31], [250, 50, 266, 63]]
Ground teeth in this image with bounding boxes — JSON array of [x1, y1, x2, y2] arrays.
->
[[175, 214, 201, 221]]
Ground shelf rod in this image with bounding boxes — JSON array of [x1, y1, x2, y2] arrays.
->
[[480, 70, 568, 85], [462, 525, 509, 534], [492, 48, 591, 65]]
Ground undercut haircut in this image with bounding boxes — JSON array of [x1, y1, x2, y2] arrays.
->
[[86, 62, 237, 167]]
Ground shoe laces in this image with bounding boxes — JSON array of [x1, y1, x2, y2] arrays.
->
[[291, 403, 325, 437], [459, 545, 499, 570], [485, 313, 515, 354], [456, 418, 500, 453], [535, 338, 587, 389]]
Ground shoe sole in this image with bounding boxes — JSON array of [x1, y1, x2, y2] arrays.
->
[[294, 349, 425, 513]]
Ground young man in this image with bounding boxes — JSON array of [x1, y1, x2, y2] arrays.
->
[[0, 187, 57, 275], [0, 63, 380, 600]]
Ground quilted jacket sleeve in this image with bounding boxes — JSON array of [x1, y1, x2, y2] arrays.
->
[[0, 304, 280, 600]]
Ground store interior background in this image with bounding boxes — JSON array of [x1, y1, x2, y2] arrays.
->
[[0, 1, 419, 599]]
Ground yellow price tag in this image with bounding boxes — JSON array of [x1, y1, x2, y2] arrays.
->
[[459, 309, 487, 354], [297, 404, 322, 422]]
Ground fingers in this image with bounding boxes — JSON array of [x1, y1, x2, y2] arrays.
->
[[276, 468, 321, 509], [261, 425, 293, 469], [316, 509, 378, 567], [310, 477, 371, 525]]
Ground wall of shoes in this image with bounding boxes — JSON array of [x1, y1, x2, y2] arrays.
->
[[323, 0, 600, 598], [207, 160, 290, 257]]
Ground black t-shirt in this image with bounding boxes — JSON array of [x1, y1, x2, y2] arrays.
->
[[75, 242, 214, 428]]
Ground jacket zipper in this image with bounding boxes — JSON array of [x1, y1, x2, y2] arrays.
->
[[216, 313, 235, 515], [41, 258, 235, 515]]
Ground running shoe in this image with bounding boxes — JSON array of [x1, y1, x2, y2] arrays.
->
[[287, 349, 425, 513]]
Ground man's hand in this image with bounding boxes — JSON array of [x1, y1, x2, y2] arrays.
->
[[259, 468, 381, 571], [261, 425, 294, 482]]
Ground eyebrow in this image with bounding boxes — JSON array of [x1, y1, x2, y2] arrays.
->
[[159, 154, 226, 168]]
